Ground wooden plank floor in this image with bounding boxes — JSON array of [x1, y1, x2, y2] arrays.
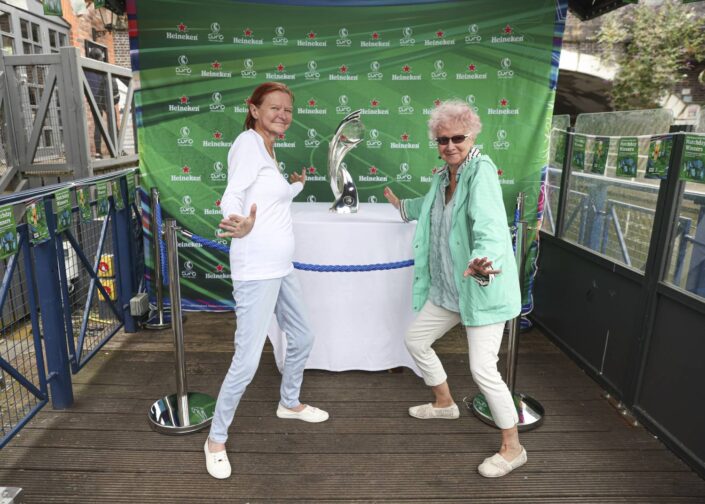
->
[[1, 312, 704, 503]]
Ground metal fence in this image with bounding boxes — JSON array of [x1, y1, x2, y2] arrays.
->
[[0, 47, 137, 192], [0, 169, 141, 448]]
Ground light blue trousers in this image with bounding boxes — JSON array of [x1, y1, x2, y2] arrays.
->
[[209, 271, 314, 444]]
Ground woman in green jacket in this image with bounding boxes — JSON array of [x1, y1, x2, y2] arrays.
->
[[383, 100, 525, 478]]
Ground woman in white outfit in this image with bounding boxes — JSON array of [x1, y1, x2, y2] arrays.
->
[[204, 82, 329, 480]]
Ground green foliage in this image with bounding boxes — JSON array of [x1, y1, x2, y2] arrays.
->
[[597, 0, 705, 110]]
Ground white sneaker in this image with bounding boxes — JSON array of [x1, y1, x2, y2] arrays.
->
[[478, 447, 527, 478], [408, 402, 460, 420], [204, 439, 231, 479], [276, 404, 329, 423]]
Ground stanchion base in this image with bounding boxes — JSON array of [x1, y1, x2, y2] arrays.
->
[[144, 310, 186, 330], [464, 392, 544, 432], [148, 391, 215, 435]]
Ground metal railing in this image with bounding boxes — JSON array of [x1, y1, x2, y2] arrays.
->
[[0, 168, 141, 448]]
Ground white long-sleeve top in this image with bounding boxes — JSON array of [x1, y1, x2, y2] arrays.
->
[[220, 129, 303, 281]]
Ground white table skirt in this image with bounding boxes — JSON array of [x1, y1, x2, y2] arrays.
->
[[268, 202, 421, 376]]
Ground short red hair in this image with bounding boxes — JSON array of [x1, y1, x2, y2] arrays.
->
[[244, 82, 294, 130]]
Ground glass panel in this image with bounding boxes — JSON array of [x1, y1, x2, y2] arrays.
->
[[543, 115, 571, 235], [2, 35, 13, 55], [562, 110, 674, 272], [27, 87, 37, 106], [33, 44, 41, 54], [59, 33, 67, 47], [43, 129, 52, 147], [22, 41, 31, 54], [49, 29, 57, 48], [0, 12, 12, 33], [20, 19, 28, 40], [30, 23, 40, 43]]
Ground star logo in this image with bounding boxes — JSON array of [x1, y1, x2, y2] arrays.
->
[[211, 60, 221, 70], [433, 99, 441, 107], [308, 31, 316, 39], [277, 63, 285, 72], [504, 24, 513, 34], [402, 64, 411, 73], [307, 166, 316, 174], [213, 131, 223, 140], [497, 168, 504, 176], [340, 65, 348, 73], [216, 264, 224, 272], [370, 99, 379, 107], [178, 23, 187, 32], [401, 133, 410, 142], [180, 95, 188, 104], [278, 133, 286, 140], [436, 30, 444, 38], [372, 32, 380, 40], [244, 28, 253, 37], [215, 199, 221, 207], [244, 97, 251, 105], [468, 64, 476, 72], [308, 99, 316, 107], [370, 166, 378, 174], [182, 165, 190, 174], [500, 98, 508, 107]]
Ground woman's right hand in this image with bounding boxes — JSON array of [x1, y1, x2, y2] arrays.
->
[[383, 187, 400, 209]]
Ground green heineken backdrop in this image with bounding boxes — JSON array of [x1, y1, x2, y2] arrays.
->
[[129, 0, 567, 310]]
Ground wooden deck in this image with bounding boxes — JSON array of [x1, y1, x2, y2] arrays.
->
[[1, 312, 704, 503]]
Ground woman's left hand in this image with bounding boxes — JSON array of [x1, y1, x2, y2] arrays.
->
[[464, 257, 501, 278], [218, 204, 257, 238], [290, 168, 306, 186]]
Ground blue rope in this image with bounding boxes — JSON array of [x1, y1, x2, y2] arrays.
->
[[188, 232, 414, 273], [154, 201, 169, 285]]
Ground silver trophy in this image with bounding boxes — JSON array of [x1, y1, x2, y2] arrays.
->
[[328, 110, 364, 213]]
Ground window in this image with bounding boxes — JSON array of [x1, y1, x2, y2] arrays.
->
[[19, 18, 42, 54], [0, 11, 13, 55]]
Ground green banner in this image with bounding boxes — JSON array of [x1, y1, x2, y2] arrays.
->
[[112, 179, 125, 210], [26, 199, 49, 244], [42, 0, 62, 16], [646, 134, 673, 180], [131, 0, 565, 309], [616, 137, 639, 178], [77, 186, 92, 222], [55, 188, 72, 232], [0, 205, 18, 260], [680, 134, 705, 184], [127, 173, 137, 204], [97, 181, 110, 217], [572, 134, 587, 171], [590, 137, 609, 175]]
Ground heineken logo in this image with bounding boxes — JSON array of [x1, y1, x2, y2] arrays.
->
[[234, 27, 263, 45], [391, 132, 419, 150], [170, 95, 199, 112], [425, 28, 455, 46], [167, 22, 198, 41], [205, 263, 228, 279], [172, 164, 201, 182], [274, 133, 295, 148], [208, 22, 223, 42], [267, 63, 295, 80], [457, 62, 487, 80], [362, 31, 390, 47], [300, 30, 326, 47], [359, 165, 388, 182], [202, 60, 231, 78], [203, 130, 233, 148], [273, 26, 288, 46], [329, 64, 358, 81], [487, 98, 519, 115], [360, 98, 389, 116], [393, 64, 421, 81], [492, 24, 525, 43], [305, 165, 326, 181], [178, 23, 187, 32], [422, 99, 443, 115]]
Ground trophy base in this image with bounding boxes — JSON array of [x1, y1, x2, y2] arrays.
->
[[330, 195, 358, 214]]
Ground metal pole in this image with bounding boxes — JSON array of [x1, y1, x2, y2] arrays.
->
[[466, 191, 545, 431], [147, 219, 215, 435], [145, 187, 171, 329]]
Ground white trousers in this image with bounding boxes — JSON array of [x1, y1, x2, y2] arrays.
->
[[405, 301, 519, 429]]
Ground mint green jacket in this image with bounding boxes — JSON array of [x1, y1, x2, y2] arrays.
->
[[401, 154, 520, 327]]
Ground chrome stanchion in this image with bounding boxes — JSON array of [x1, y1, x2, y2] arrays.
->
[[148, 219, 215, 434], [464, 192, 545, 431], [145, 187, 171, 329]]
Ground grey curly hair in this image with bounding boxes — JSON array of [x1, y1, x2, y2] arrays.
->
[[427, 99, 482, 141]]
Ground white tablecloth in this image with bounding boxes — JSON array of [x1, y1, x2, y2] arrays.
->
[[268, 202, 421, 375]]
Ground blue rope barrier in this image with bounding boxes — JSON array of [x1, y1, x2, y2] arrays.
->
[[187, 232, 415, 273], [154, 201, 169, 285]]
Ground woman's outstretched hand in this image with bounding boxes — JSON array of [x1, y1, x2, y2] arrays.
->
[[383, 187, 400, 209], [219, 204, 257, 239], [464, 257, 501, 278], [290, 168, 306, 186]]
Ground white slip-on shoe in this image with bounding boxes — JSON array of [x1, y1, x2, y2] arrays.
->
[[408, 402, 460, 420], [477, 447, 527, 478], [204, 440, 231, 479], [276, 404, 329, 423]]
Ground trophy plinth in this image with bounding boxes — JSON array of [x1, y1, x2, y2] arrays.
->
[[328, 110, 364, 213]]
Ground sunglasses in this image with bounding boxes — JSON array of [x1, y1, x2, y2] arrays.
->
[[435, 133, 472, 145]]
